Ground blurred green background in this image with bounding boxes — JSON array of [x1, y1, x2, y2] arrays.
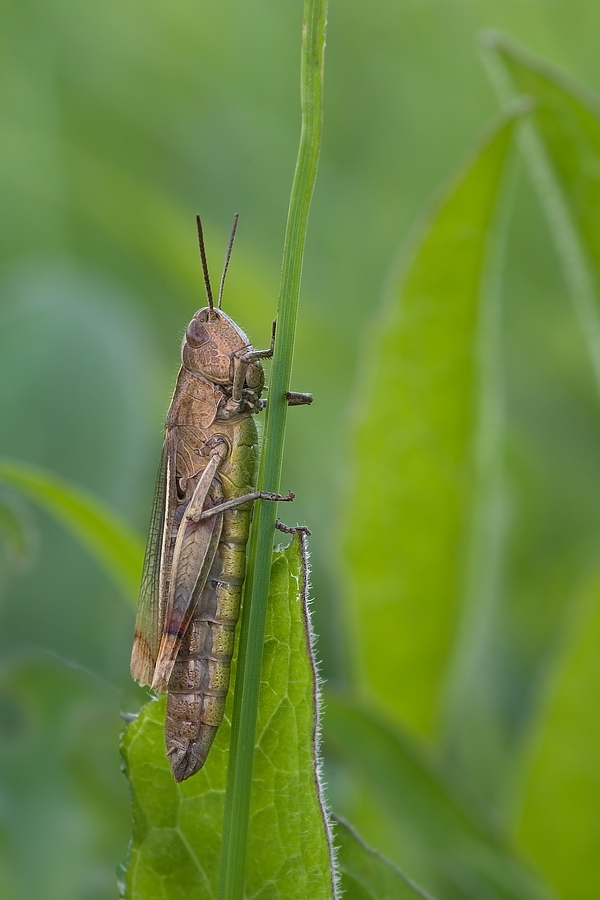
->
[[2, 1, 600, 898]]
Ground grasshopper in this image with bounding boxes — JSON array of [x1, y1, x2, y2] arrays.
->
[[131, 215, 311, 782]]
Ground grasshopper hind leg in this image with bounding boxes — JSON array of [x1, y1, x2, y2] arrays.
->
[[275, 520, 311, 537]]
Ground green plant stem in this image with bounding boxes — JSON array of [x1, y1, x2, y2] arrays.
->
[[217, 1, 327, 898]]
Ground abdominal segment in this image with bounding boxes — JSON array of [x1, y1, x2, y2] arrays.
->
[[164, 508, 248, 782]]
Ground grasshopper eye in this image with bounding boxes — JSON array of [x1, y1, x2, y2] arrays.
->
[[186, 319, 210, 348]]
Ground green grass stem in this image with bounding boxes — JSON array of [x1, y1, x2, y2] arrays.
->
[[217, 1, 327, 898]]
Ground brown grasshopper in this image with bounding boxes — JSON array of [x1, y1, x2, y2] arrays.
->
[[131, 215, 311, 781]]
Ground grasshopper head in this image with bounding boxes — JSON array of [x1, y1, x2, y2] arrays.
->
[[184, 215, 264, 395], [182, 307, 263, 391]]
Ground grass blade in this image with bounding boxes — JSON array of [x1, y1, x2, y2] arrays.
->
[[217, 1, 328, 898]]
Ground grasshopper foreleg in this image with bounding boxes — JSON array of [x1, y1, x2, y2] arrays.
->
[[231, 321, 276, 402], [243, 318, 276, 362]]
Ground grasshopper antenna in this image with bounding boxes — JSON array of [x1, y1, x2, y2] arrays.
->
[[196, 214, 214, 310], [218, 213, 239, 309]]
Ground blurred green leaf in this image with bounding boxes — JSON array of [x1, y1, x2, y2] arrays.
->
[[0, 491, 36, 571], [324, 696, 557, 900], [121, 537, 336, 899], [0, 652, 130, 900], [514, 571, 600, 898], [334, 817, 433, 900], [342, 109, 520, 737], [0, 260, 161, 690], [432, 35, 600, 817], [477, 37, 600, 886], [485, 31, 600, 393], [0, 458, 143, 601]]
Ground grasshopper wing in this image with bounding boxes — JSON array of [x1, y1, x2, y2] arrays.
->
[[131, 439, 175, 686], [150, 507, 223, 691]]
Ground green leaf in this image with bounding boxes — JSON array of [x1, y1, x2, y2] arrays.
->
[[121, 536, 336, 900], [0, 458, 143, 601], [484, 31, 600, 393], [480, 37, 600, 892], [431, 35, 600, 818], [514, 571, 600, 898], [341, 109, 520, 737], [324, 696, 557, 900], [0, 490, 36, 570], [334, 817, 433, 900]]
